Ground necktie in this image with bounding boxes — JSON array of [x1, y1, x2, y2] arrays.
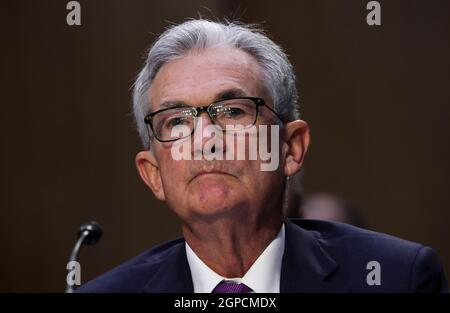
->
[[212, 281, 253, 293]]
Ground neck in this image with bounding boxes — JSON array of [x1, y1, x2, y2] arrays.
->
[[183, 212, 283, 278]]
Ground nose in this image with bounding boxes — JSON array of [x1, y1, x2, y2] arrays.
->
[[193, 109, 215, 138], [192, 111, 223, 157]]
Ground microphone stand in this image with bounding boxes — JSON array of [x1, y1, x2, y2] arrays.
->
[[65, 221, 102, 293]]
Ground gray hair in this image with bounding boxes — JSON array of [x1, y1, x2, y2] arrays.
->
[[132, 19, 300, 149]]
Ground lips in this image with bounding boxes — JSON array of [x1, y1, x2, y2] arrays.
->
[[189, 166, 234, 183], [196, 170, 227, 177]]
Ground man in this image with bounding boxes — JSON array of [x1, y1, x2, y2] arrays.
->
[[300, 193, 365, 228], [77, 19, 448, 293]]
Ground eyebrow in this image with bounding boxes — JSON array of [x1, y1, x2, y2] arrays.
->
[[215, 88, 248, 101], [156, 88, 249, 110], [159, 100, 188, 109]]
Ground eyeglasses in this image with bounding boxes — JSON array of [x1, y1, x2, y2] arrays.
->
[[144, 97, 284, 142]]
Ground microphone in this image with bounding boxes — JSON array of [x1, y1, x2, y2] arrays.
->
[[65, 221, 103, 293]]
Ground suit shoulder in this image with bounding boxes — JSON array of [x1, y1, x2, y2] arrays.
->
[[76, 237, 185, 293], [290, 219, 448, 292], [293, 218, 422, 251]]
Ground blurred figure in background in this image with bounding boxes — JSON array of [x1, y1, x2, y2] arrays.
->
[[285, 172, 365, 228], [301, 193, 365, 228]]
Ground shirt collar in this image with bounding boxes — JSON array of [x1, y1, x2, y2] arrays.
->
[[185, 223, 285, 293]]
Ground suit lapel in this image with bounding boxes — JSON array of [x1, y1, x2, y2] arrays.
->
[[281, 219, 348, 292], [143, 241, 194, 293]]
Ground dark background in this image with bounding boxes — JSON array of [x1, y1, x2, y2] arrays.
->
[[1, 0, 449, 292]]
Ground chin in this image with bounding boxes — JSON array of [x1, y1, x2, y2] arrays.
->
[[196, 197, 233, 214], [189, 195, 247, 219], [190, 175, 233, 200], [185, 176, 247, 217]]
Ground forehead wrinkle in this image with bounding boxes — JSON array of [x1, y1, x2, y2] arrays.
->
[[149, 47, 265, 111]]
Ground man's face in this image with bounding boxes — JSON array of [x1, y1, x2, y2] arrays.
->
[[137, 47, 289, 222]]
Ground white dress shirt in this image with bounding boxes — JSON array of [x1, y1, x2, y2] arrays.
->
[[185, 223, 285, 293]]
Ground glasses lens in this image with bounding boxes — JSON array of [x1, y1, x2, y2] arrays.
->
[[211, 99, 257, 130], [152, 107, 196, 141]]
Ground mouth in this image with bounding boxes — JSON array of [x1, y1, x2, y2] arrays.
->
[[195, 170, 229, 178], [190, 169, 234, 183]]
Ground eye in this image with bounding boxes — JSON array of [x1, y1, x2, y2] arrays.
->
[[222, 106, 245, 118], [166, 116, 190, 128]]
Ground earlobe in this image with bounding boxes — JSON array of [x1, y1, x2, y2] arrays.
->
[[283, 120, 310, 177], [135, 151, 166, 201]]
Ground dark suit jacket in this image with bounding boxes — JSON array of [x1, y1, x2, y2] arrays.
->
[[76, 219, 448, 293]]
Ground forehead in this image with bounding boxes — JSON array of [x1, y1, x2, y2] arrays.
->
[[149, 47, 264, 110]]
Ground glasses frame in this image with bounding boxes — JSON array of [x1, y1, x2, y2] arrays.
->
[[144, 97, 285, 142]]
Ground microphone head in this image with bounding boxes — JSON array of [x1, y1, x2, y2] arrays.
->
[[78, 221, 103, 245]]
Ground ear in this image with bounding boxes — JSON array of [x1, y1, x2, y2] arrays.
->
[[135, 150, 166, 201], [282, 120, 310, 177]]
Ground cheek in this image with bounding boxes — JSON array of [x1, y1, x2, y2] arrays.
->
[[158, 151, 187, 190], [241, 160, 284, 192]]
